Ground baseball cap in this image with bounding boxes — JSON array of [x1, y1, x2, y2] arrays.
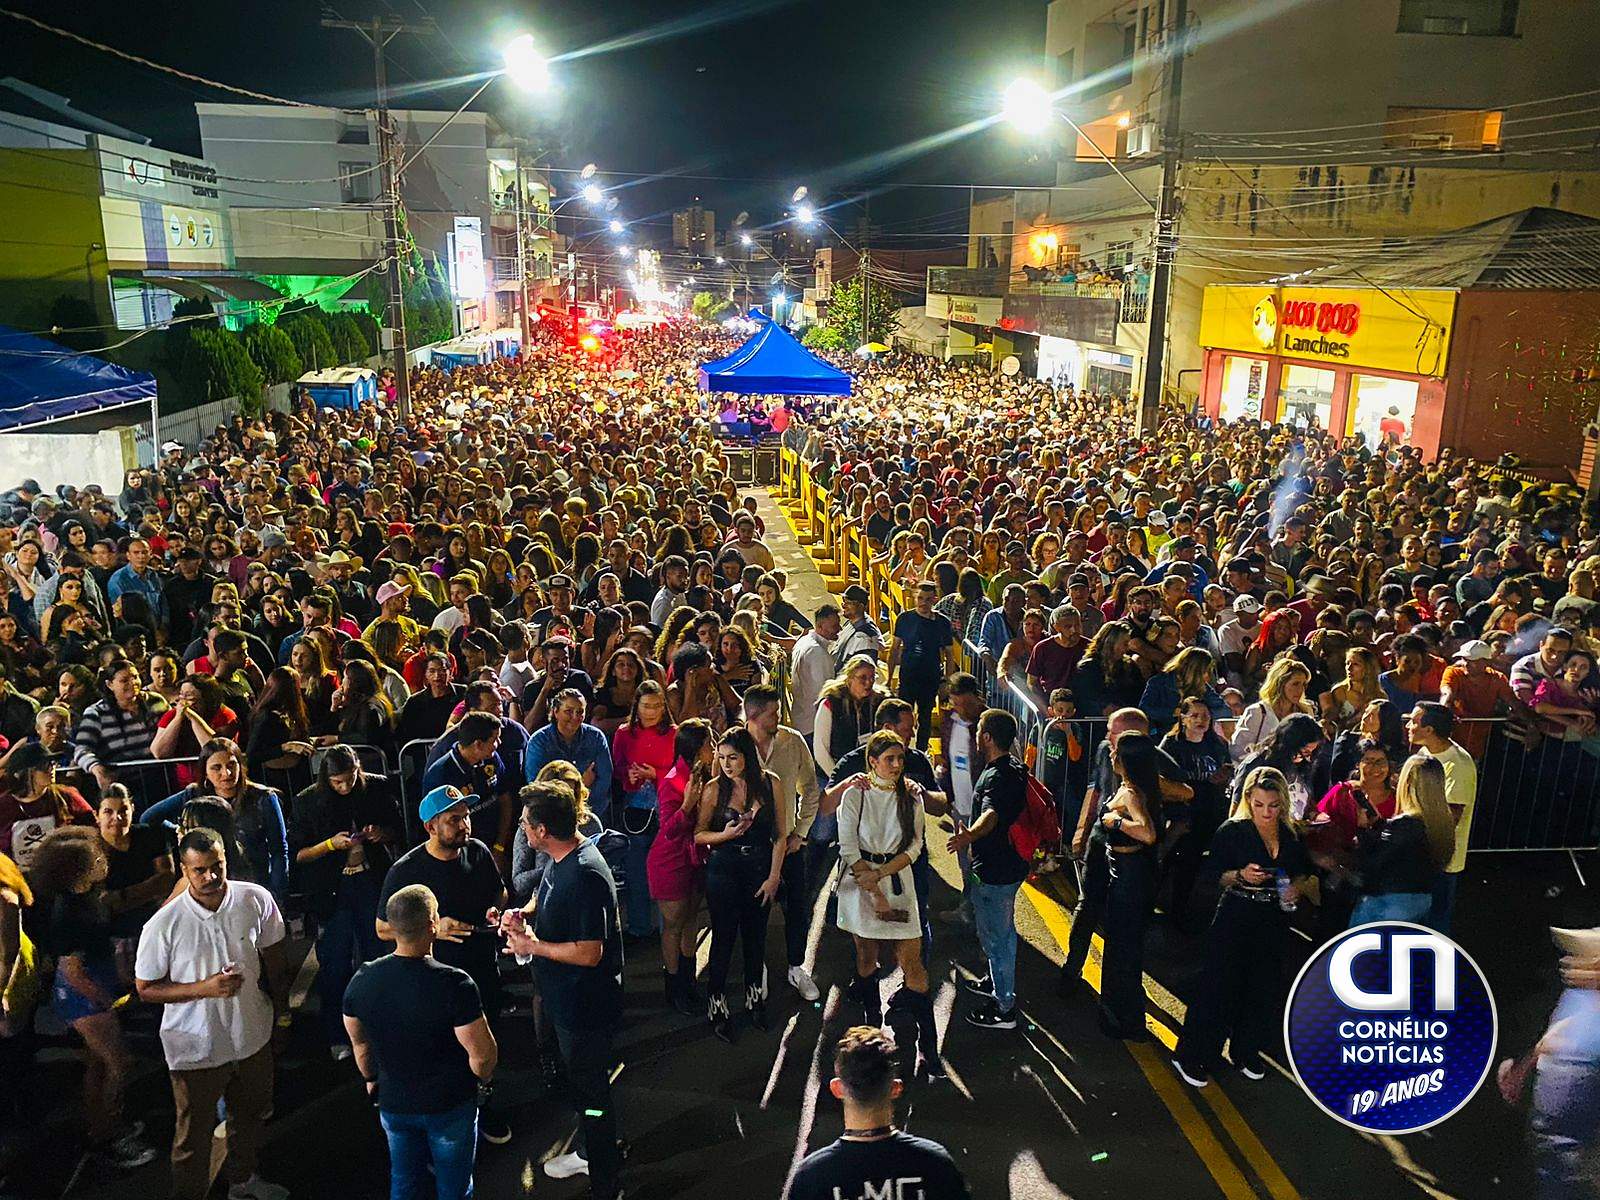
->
[[1147, 511, 1169, 528], [547, 574, 574, 590], [1232, 594, 1263, 614], [260, 530, 288, 550], [375, 579, 412, 606], [1455, 639, 1494, 662], [419, 784, 476, 824], [842, 584, 871, 604]]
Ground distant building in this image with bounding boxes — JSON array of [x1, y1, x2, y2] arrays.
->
[[195, 103, 559, 336], [672, 204, 715, 253]]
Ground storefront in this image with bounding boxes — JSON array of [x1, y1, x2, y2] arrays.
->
[[1197, 284, 1457, 453]]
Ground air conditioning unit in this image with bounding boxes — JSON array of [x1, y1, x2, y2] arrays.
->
[[1125, 124, 1159, 157], [1398, 133, 1453, 149]]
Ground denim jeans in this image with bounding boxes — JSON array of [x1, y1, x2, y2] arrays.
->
[[380, 1099, 478, 1200], [1427, 872, 1459, 934], [621, 810, 658, 937], [969, 879, 1021, 1010], [317, 873, 385, 1046], [1349, 891, 1432, 928]]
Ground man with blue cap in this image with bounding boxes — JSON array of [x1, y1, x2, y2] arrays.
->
[[377, 784, 511, 1145]]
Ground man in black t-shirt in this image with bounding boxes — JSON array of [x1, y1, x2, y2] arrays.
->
[[888, 582, 953, 751], [504, 780, 624, 1198], [345, 884, 498, 1200], [948, 709, 1029, 1029], [791, 1026, 970, 1200]]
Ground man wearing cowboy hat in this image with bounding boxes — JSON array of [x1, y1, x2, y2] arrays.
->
[[1287, 573, 1338, 642], [321, 550, 373, 625]]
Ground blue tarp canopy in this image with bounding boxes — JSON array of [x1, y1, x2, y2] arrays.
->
[[697, 320, 851, 396], [0, 326, 156, 432]]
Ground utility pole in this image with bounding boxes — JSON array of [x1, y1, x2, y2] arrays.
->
[[513, 142, 531, 349], [859, 194, 871, 351], [323, 12, 435, 427], [1137, 0, 1187, 434]]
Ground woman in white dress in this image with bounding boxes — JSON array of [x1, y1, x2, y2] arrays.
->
[[829, 730, 941, 1079]]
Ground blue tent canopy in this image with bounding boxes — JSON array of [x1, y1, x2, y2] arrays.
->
[[0, 326, 157, 431], [697, 320, 852, 396]]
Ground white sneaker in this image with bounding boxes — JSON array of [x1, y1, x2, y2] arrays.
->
[[544, 1150, 589, 1179], [788, 965, 820, 1002], [229, 1176, 290, 1200]]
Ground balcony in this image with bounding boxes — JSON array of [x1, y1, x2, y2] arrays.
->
[[926, 266, 1008, 298], [1009, 279, 1122, 300], [1000, 289, 1119, 344]]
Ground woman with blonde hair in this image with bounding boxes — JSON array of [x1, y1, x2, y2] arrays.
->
[[1172, 766, 1314, 1088], [1229, 658, 1314, 761], [1348, 755, 1454, 927], [1321, 646, 1382, 732]]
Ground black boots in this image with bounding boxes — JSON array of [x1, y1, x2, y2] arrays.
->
[[886, 987, 944, 1082], [852, 971, 882, 1027], [664, 965, 698, 1016], [708, 992, 735, 1043]]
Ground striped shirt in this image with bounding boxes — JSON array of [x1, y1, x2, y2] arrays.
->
[[74, 696, 169, 772]]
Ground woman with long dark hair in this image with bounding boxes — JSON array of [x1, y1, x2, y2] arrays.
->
[[1231, 713, 1325, 821], [1072, 619, 1142, 718], [830, 730, 941, 1079], [140, 737, 287, 896], [1172, 766, 1314, 1088], [246, 666, 313, 780], [1097, 730, 1163, 1040], [327, 660, 395, 756], [26, 826, 157, 1168], [1348, 755, 1455, 927], [591, 647, 645, 737], [612, 682, 677, 940], [289, 745, 401, 1057], [692, 727, 786, 1042]]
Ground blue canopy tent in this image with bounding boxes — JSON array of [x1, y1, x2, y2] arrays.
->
[[696, 319, 852, 397], [0, 325, 159, 435]]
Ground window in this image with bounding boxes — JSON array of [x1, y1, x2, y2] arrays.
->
[[1397, 0, 1518, 35], [339, 161, 376, 204], [1104, 240, 1134, 268], [1383, 107, 1504, 151], [1219, 355, 1269, 423], [1278, 364, 1337, 432]]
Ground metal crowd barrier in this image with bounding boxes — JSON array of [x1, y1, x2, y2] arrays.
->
[[774, 439, 1600, 871]]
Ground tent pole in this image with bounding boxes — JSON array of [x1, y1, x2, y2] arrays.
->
[[149, 393, 161, 467]]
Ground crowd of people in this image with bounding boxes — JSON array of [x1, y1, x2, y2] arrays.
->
[[0, 312, 1596, 1197]]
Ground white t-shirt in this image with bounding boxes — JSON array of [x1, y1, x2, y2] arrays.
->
[[947, 716, 977, 821], [432, 605, 465, 634], [135, 881, 286, 1071]]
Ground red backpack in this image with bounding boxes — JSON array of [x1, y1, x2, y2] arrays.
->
[[1009, 774, 1062, 866]]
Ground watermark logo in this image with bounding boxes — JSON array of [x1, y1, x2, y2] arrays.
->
[[1284, 922, 1496, 1133]]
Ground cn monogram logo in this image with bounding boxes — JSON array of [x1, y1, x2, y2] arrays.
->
[[1329, 931, 1458, 1013]]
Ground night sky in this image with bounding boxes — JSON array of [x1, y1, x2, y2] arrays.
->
[[4, 0, 1055, 247]]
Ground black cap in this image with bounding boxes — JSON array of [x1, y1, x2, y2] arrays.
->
[[842, 584, 870, 604]]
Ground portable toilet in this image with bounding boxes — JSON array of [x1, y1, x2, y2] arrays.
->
[[297, 367, 379, 411]]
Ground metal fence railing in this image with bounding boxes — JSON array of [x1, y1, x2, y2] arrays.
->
[[772, 439, 1600, 870]]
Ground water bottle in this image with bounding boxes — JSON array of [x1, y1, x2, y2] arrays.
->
[[1274, 869, 1296, 912]]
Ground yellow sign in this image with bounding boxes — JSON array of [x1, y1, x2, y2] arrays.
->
[[1199, 284, 1456, 376]]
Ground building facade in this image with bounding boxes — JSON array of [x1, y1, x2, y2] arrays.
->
[[672, 204, 715, 253], [930, 0, 1600, 443]]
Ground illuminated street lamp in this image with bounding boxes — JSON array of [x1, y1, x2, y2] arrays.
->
[[739, 233, 753, 246], [609, 219, 626, 234], [502, 35, 550, 91], [794, 203, 816, 225], [1001, 78, 1053, 136], [582, 183, 603, 205]]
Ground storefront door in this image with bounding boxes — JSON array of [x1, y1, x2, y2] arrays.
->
[[1348, 374, 1420, 448]]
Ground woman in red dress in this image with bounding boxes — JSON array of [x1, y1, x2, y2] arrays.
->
[[647, 717, 714, 1013]]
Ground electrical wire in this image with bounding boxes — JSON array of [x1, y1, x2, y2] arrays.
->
[[0, 7, 348, 111]]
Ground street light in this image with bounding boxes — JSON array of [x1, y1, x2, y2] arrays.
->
[[582, 183, 603, 205], [794, 203, 816, 225], [1001, 76, 1153, 209], [739, 233, 753, 247], [1001, 78, 1053, 136], [502, 34, 550, 91], [609, 218, 625, 234]]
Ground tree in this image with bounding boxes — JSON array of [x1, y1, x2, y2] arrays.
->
[[801, 323, 850, 351], [691, 291, 718, 321], [326, 311, 370, 364], [241, 323, 302, 386], [177, 329, 263, 413], [279, 315, 338, 373], [823, 276, 898, 347], [707, 298, 739, 324]]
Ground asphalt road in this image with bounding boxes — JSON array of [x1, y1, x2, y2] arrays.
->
[[8, 844, 1593, 1200]]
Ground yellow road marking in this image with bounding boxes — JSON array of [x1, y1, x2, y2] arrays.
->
[[1022, 879, 1304, 1200]]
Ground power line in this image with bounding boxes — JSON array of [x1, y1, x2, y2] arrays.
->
[[0, 7, 346, 111]]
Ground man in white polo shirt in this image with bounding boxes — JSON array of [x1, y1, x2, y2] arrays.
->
[[136, 827, 292, 1200]]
